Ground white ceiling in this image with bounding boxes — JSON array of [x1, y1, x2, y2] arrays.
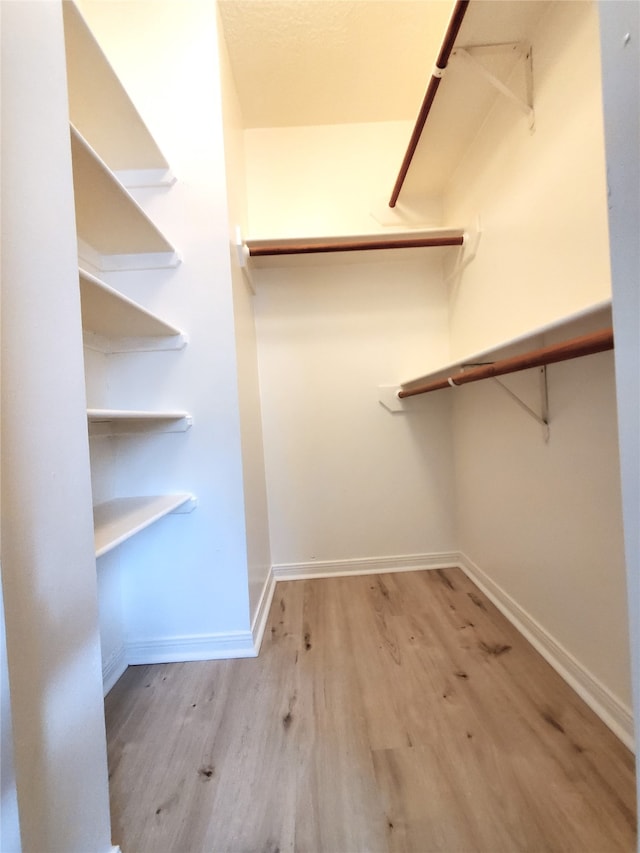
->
[[217, 0, 456, 128]]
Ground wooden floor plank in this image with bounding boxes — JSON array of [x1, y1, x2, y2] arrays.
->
[[105, 569, 636, 852]]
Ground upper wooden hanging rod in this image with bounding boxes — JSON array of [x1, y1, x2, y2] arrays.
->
[[389, 0, 470, 208], [246, 232, 464, 257], [398, 327, 614, 398]]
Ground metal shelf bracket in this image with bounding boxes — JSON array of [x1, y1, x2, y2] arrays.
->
[[491, 366, 549, 441], [453, 42, 535, 131]]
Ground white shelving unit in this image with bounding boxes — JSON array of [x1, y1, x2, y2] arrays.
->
[[63, 1, 195, 563], [79, 268, 186, 352], [94, 495, 197, 558]]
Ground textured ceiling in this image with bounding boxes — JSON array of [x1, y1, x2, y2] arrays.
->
[[217, 0, 456, 128]]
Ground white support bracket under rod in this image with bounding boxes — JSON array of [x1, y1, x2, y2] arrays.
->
[[492, 366, 549, 442], [453, 42, 535, 130], [234, 225, 255, 294], [445, 215, 482, 285]]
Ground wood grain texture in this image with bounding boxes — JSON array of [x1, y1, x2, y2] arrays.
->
[[246, 233, 464, 257], [105, 569, 636, 852]]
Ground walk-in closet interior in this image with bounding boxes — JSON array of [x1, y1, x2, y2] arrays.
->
[[1, 0, 638, 850]]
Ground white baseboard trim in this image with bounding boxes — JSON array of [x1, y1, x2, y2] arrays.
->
[[102, 645, 128, 696], [458, 552, 635, 751], [104, 552, 634, 754], [252, 571, 277, 654], [272, 551, 460, 581], [125, 631, 257, 665]]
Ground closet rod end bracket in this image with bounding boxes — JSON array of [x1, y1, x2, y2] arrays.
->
[[234, 225, 256, 294]]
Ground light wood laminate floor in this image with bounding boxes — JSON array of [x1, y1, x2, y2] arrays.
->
[[105, 569, 636, 852]]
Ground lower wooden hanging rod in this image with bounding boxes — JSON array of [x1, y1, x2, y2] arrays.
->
[[398, 327, 614, 399], [247, 234, 464, 257]]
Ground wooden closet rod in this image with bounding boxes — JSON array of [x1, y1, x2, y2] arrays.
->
[[247, 234, 464, 257], [389, 0, 470, 208], [398, 327, 614, 398]]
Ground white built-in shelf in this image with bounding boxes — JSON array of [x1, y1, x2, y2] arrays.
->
[[63, 4, 194, 566], [94, 494, 197, 558], [62, 1, 171, 179], [405, 300, 612, 389], [87, 408, 192, 436], [398, 1, 551, 200], [243, 228, 465, 269], [70, 125, 179, 271], [79, 268, 186, 352], [379, 300, 613, 412]]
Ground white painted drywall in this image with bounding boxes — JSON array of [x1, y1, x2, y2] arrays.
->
[[598, 0, 640, 760], [453, 330, 631, 711], [253, 253, 456, 566], [445, 0, 632, 717], [243, 91, 457, 571], [217, 7, 272, 621], [0, 572, 21, 853], [444, 0, 612, 357], [0, 22, 19, 839], [244, 121, 441, 237], [1, 2, 113, 849]]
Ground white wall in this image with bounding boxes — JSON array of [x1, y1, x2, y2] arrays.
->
[[598, 0, 640, 769], [444, 0, 612, 357], [0, 13, 19, 838], [243, 105, 457, 572], [443, 0, 632, 737], [1, 574, 21, 853], [244, 121, 440, 238], [453, 318, 631, 713], [253, 252, 456, 568], [217, 8, 272, 621], [77, 1, 254, 657], [1, 2, 113, 849]]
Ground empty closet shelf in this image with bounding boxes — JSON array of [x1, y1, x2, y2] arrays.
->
[[87, 409, 192, 435], [70, 125, 179, 269], [94, 494, 197, 557], [399, 328, 614, 399], [79, 268, 186, 352], [390, 0, 550, 203], [63, 0, 170, 173]]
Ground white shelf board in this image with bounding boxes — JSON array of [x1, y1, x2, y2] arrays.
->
[[94, 494, 197, 558], [87, 408, 192, 436], [70, 125, 179, 267], [400, 1, 552, 198], [62, 1, 169, 172], [399, 299, 612, 392], [114, 168, 177, 189], [79, 268, 186, 352]]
